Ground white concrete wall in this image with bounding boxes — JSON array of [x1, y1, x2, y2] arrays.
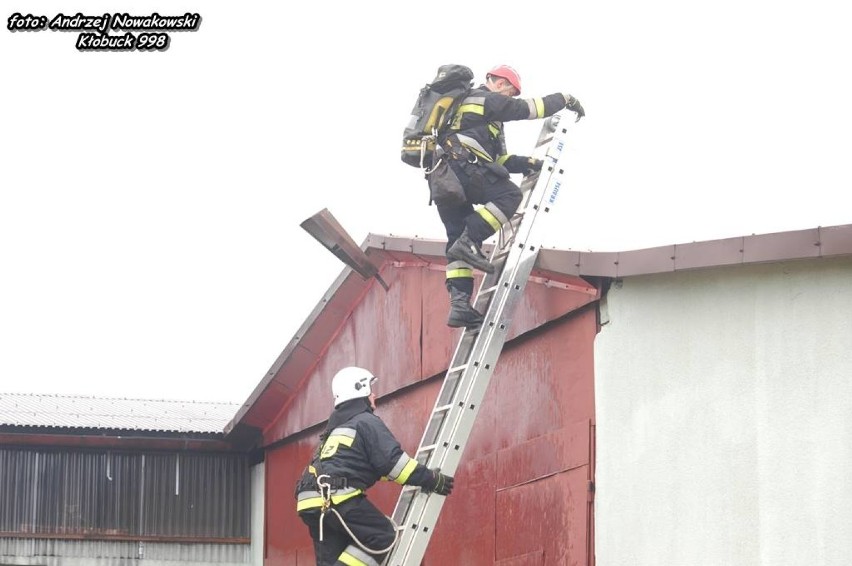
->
[[594, 257, 852, 566], [250, 462, 265, 566]]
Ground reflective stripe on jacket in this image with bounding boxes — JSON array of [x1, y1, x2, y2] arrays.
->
[[296, 486, 364, 512], [446, 86, 565, 165], [295, 405, 431, 512]]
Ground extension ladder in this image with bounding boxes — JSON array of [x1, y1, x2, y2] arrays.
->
[[386, 110, 576, 565]]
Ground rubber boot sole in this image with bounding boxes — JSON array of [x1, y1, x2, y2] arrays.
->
[[447, 309, 484, 329], [447, 241, 496, 274]]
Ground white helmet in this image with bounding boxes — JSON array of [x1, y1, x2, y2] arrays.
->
[[331, 366, 376, 407]]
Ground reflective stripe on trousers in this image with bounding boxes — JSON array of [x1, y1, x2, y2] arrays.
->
[[338, 544, 381, 566]]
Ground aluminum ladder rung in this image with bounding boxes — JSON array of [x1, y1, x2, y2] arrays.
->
[[446, 364, 469, 375], [416, 443, 439, 454], [491, 248, 512, 262], [477, 284, 499, 297]]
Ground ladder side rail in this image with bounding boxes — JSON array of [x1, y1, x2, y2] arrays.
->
[[388, 230, 523, 527], [407, 165, 561, 476], [390, 196, 565, 564], [395, 114, 565, 485], [388, 188, 563, 565], [448, 111, 572, 441], [388, 113, 573, 566], [401, 231, 517, 466], [399, 122, 572, 543], [388, 280, 504, 529], [388, 282, 507, 528], [392, 257, 541, 565], [386, 279, 522, 565], [395, 272, 506, 475], [433, 247, 541, 473]]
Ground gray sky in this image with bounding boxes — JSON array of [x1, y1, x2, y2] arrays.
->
[[2, 0, 850, 404]]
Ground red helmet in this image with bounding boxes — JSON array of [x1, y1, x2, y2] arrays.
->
[[487, 65, 522, 95]]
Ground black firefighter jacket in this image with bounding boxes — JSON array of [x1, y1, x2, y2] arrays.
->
[[445, 85, 566, 173], [295, 399, 432, 512]]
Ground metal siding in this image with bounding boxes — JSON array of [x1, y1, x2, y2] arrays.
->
[[294, 546, 314, 565], [495, 550, 545, 565], [0, 448, 249, 541], [253, 251, 599, 450], [418, 313, 595, 564], [228, 266, 371, 435], [509, 275, 599, 342], [376, 379, 442, 462], [368, 378, 444, 516], [0, 538, 249, 564], [495, 468, 590, 565], [263, 309, 597, 564], [20, 450, 141, 536], [349, 264, 424, 395], [496, 420, 591, 489], [262, 382, 448, 563], [263, 265, 427, 445], [261, 265, 598, 447], [424, 454, 497, 566], [141, 453, 249, 538], [491, 311, 597, 448], [264, 442, 314, 565]]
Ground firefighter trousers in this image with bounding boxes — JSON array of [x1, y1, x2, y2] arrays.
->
[[437, 159, 522, 293], [299, 495, 395, 566]]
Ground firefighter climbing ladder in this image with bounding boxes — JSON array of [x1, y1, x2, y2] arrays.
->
[[386, 110, 575, 566]]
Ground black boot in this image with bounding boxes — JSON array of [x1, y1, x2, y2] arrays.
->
[[447, 230, 495, 274], [447, 287, 484, 329]]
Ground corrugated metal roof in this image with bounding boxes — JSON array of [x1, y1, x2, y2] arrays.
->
[[0, 393, 239, 433]]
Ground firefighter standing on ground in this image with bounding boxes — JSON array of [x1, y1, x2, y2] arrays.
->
[[295, 366, 454, 566], [437, 64, 585, 328]]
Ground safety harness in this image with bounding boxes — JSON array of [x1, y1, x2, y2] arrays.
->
[[298, 463, 399, 556]]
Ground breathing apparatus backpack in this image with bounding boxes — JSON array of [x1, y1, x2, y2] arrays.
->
[[401, 64, 474, 170]]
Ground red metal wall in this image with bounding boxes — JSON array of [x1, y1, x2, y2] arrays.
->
[[264, 304, 597, 565]]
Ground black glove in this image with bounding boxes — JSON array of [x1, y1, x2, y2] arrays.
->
[[564, 94, 585, 122], [422, 468, 454, 496], [524, 158, 543, 176]]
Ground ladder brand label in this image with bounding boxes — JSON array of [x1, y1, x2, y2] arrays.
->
[[548, 180, 561, 205]]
